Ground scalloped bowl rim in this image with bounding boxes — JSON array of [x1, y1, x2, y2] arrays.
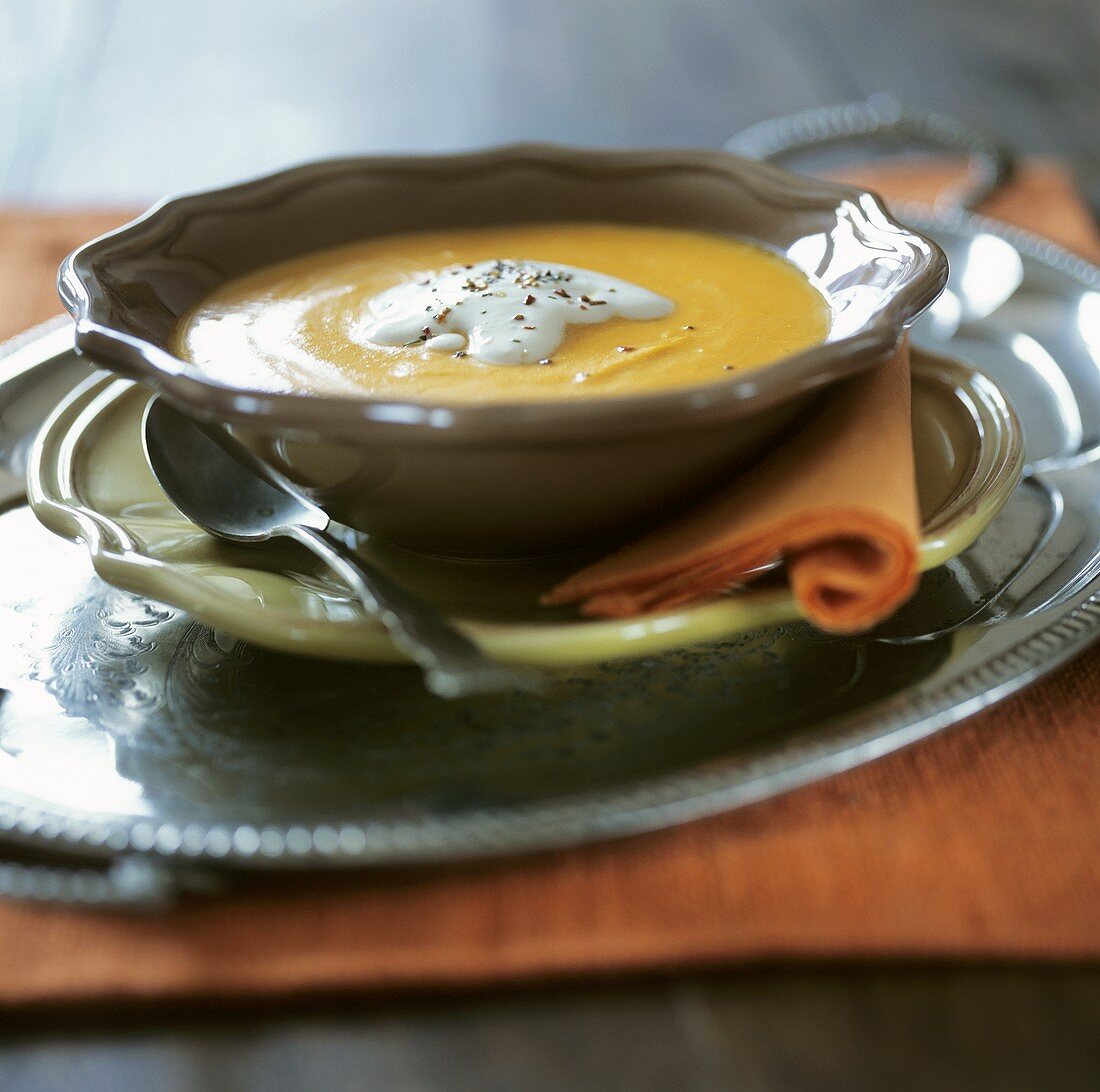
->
[[58, 144, 949, 441]]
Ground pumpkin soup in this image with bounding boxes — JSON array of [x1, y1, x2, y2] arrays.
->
[[176, 223, 829, 402]]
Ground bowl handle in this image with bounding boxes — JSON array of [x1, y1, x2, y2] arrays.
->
[[725, 95, 1016, 212]]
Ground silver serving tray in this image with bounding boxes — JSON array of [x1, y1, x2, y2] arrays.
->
[[1, 109, 1099, 905]]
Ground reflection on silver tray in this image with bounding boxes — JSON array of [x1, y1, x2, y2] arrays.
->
[[1, 200, 1100, 883]]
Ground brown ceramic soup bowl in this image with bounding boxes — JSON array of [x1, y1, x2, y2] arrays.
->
[[59, 145, 946, 557]]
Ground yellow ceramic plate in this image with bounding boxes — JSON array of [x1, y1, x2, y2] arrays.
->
[[27, 349, 1022, 667]]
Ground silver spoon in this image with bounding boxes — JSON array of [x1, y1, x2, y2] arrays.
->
[[142, 397, 541, 699]]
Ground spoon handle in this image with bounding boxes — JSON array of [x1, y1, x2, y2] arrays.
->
[[286, 525, 542, 699]]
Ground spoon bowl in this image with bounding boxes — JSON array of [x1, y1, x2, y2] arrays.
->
[[143, 398, 329, 542]]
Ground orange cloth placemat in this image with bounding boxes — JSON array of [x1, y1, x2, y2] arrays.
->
[[0, 161, 1098, 1011]]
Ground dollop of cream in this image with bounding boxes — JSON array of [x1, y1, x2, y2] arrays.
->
[[361, 259, 674, 365]]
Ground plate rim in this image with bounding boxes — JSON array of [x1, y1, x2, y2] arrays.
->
[[1, 577, 1097, 868], [23, 352, 1022, 668]]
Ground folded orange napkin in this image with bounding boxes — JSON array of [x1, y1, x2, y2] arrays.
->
[[545, 339, 920, 633]]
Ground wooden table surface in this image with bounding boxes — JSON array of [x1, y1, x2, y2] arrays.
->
[[1, 1, 1098, 1088]]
